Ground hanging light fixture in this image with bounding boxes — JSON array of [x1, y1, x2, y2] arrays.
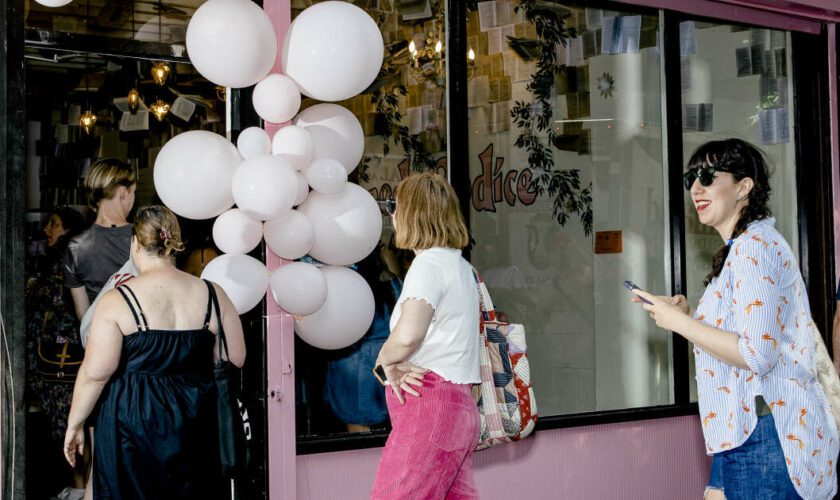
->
[[127, 88, 141, 112], [79, 111, 97, 133], [150, 99, 170, 121], [151, 61, 171, 86], [79, 53, 96, 134]]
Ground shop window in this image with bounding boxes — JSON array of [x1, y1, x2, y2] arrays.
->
[[467, 2, 672, 416], [294, 0, 449, 439], [678, 22, 798, 402]]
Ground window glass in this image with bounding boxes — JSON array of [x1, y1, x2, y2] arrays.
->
[[467, 2, 672, 415], [679, 22, 798, 401], [294, 0, 448, 439]]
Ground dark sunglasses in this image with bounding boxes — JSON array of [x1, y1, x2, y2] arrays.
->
[[378, 199, 397, 216], [682, 165, 718, 190]]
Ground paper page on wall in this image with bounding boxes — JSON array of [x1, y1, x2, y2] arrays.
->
[[568, 37, 584, 66], [120, 110, 150, 132], [113, 97, 149, 113], [469, 105, 489, 135], [585, 8, 603, 29], [582, 30, 599, 58], [55, 124, 69, 144], [477, 1, 497, 31], [698, 103, 713, 131], [680, 57, 692, 93], [503, 51, 516, 77], [616, 16, 641, 54], [68, 105, 81, 127], [470, 75, 490, 106], [759, 107, 789, 144], [501, 23, 515, 42], [601, 17, 616, 55], [487, 28, 503, 54], [683, 104, 698, 131], [489, 101, 509, 133], [735, 47, 752, 77], [514, 58, 534, 82], [407, 106, 423, 135], [171, 96, 197, 122], [679, 21, 695, 56], [495, 0, 511, 26]]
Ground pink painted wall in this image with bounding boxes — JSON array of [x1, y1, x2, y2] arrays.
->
[[296, 416, 711, 500]]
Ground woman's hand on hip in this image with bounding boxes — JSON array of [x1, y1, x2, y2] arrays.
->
[[64, 425, 85, 467], [633, 289, 691, 333], [384, 362, 429, 405]]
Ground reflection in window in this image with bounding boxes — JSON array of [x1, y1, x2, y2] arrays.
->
[[467, 2, 672, 416], [679, 22, 797, 401]]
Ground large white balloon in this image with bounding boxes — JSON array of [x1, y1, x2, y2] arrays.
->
[[236, 127, 271, 160], [253, 74, 301, 124], [281, 2, 383, 102], [272, 125, 314, 172], [213, 209, 263, 255], [154, 131, 240, 219], [269, 262, 326, 316], [186, 0, 277, 88], [263, 210, 314, 260], [294, 104, 364, 173], [201, 254, 269, 314], [294, 266, 374, 349], [34, 0, 72, 6], [294, 172, 309, 206], [232, 155, 298, 221], [306, 158, 347, 195], [297, 183, 382, 266]]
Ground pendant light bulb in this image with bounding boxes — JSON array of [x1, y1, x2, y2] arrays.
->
[[127, 89, 140, 112], [150, 99, 170, 122], [79, 111, 97, 134], [151, 62, 170, 86]]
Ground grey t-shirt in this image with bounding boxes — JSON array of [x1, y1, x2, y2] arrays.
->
[[63, 224, 132, 302]]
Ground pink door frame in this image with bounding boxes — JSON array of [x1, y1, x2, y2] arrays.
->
[[261, 1, 840, 499]]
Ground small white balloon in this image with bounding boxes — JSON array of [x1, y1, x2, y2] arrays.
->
[[34, 0, 73, 6], [272, 125, 314, 172], [294, 266, 374, 350], [281, 1, 383, 102], [269, 262, 327, 316], [294, 104, 364, 173], [186, 0, 277, 88], [201, 254, 269, 314], [236, 127, 271, 160], [154, 130, 241, 220], [294, 172, 309, 206], [263, 210, 314, 260], [252, 74, 302, 124], [306, 158, 347, 195], [212, 209, 263, 255], [232, 155, 298, 221], [297, 183, 382, 266]]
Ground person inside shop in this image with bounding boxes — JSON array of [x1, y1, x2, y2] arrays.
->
[[371, 172, 481, 499], [62, 158, 137, 500], [24, 206, 86, 500], [64, 158, 137, 321], [324, 237, 409, 433], [631, 138, 838, 499], [63, 205, 245, 497]]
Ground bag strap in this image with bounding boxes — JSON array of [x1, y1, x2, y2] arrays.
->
[[204, 280, 230, 364], [116, 285, 149, 331], [470, 266, 496, 322]]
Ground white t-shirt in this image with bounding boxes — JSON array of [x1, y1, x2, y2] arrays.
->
[[390, 247, 480, 384]]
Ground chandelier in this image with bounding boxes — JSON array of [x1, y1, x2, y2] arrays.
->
[[408, 32, 445, 85]]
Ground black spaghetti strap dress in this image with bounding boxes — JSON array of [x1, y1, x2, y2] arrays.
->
[[93, 281, 223, 499]]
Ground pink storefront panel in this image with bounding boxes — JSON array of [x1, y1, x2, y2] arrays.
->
[[296, 416, 710, 500]]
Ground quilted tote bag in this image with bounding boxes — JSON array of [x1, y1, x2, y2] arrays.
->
[[471, 268, 538, 450], [810, 324, 840, 429]]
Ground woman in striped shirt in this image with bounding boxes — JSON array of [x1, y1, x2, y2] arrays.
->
[[633, 138, 838, 500]]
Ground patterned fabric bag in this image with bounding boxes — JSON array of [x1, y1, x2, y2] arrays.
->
[[471, 269, 537, 450]]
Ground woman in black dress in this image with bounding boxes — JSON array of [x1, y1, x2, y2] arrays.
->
[[63, 205, 245, 499]]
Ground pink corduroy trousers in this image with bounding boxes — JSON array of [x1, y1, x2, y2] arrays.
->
[[371, 372, 481, 500]]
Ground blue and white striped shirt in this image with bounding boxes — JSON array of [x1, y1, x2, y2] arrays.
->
[[694, 218, 839, 499]]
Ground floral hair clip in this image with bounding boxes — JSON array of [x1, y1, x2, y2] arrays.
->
[[160, 228, 173, 243]]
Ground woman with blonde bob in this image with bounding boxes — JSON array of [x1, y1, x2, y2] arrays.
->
[[371, 172, 481, 499], [63, 205, 245, 498]]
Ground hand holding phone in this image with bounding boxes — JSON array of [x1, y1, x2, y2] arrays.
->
[[623, 280, 653, 305]]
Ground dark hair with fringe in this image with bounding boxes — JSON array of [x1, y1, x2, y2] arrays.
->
[[687, 139, 772, 286]]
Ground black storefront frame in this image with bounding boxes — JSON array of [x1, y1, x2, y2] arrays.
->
[[0, 1, 834, 490]]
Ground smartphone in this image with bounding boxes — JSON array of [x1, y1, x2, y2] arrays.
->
[[372, 364, 388, 386], [623, 280, 652, 304]]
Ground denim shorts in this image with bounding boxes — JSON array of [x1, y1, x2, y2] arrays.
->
[[706, 414, 801, 499]]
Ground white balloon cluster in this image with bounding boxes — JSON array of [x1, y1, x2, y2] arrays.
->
[[157, 0, 385, 349]]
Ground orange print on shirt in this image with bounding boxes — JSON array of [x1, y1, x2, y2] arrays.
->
[[793, 477, 802, 487], [799, 409, 808, 428], [717, 386, 731, 394], [786, 456, 792, 465], [769, 399, 786, 409], [762, 276, 776, 285], [812, 449, 822, 457], [741, 401, 751, 413], [696, 314, 705, 322], [714, 291, 722, 299], [727, 412, 734, 430], [752, 235, 769, 247], [780, 296, 789, 304], [704, 369, 715, 378], [817, 427, 824, 440], [787, 434, 805, 450], [736, 280, 743, 289], [719, 442, 733, 450], [745, 373, 755, 383], [745, 300, 764, 315], [703, 412, 717, 426], [715, 318, 723, 327], [762, 333, 778, 349], [748, 257, 759, 266]]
